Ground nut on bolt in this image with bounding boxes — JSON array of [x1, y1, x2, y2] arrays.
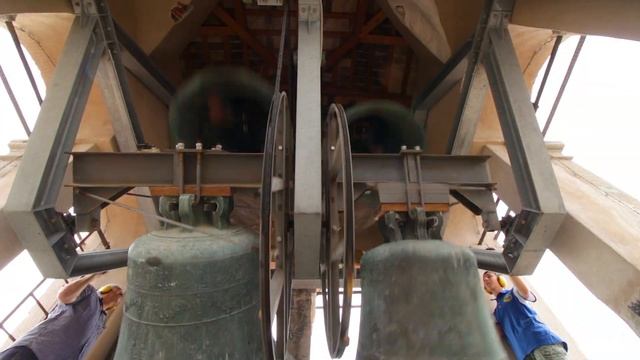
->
[[196, 142, 203, 150], [176, 142, 185, 150]]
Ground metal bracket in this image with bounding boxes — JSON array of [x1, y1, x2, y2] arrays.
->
[[378, 212, 403, 243], [451, 189, 500, 231], [400, 147, 427, 209], [298, 1, 321, 23], [406, 207, 429, 240]]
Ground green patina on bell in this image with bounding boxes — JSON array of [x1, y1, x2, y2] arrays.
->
[[357, 240, 507, 360], [114, 196, 261, 359]]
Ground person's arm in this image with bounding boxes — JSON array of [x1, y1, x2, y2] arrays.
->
[[509, 275, 533, 300], [57, 273, 97, 304]]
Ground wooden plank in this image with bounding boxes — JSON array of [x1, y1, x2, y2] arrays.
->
[[378, 203, 450, 215]]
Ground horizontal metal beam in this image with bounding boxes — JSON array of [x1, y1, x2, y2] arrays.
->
[[114, 22, 175, 106], [72, 152, 495, 189], [72, 152, 264, 188], [350, 154, 494, 186], [472, 248, 508, 273], [69, 249, 128, 276]]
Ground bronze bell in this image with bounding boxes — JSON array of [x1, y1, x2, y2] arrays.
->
[[356, 240, 507, 360], [114, 196, 261, 359]]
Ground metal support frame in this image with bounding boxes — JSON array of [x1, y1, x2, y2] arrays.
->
[[4, 16, 105, 277], [0, 63, 31, 136], [474, 27, 566, 274], [4, 19, 43, 105], [439, 0, 566, 274], [77, 0, 159, 232], [85, 0, 145, 149], [532, 34, 562, 112], [114, 22, 175, 106], [411, 39, 471, 125], [448, 0, 514, 155], [541, 35, 586, 137], [3, 0, 156, 278], [294, 0, 323, 280]]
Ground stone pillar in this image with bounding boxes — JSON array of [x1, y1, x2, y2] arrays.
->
[[286, 289, 316, 360]]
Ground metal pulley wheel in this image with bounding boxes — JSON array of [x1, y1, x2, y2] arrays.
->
[[260, 91, 294, 359], [321, 103, 356, 358]]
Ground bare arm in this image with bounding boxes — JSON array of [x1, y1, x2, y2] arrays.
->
[[509, 275, 531, 300], [57, 273, 97, 304]]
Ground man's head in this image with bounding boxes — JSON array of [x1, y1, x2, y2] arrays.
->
[[98, 284, 124, 311], [482, 271, 506, 296]]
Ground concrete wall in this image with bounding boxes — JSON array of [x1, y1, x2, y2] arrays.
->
[[513, 0, 640, 42]]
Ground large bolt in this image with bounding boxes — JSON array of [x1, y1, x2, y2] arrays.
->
[[176, 142, 185, 150], [400, 145, 407, 150], [195, 142, 203, 150]]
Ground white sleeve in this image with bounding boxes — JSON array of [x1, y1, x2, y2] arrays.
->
[[513, 288, 536, 303]]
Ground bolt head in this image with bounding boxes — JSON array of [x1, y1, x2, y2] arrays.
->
[[400, 145, 407, 150]]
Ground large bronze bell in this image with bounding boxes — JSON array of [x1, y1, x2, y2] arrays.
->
[[357, 240, 507, 360], [114, 197, 261, 359], [169, 66, 273, 152]]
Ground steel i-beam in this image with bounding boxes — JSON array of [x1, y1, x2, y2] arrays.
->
[[293, 0, 323, 282]]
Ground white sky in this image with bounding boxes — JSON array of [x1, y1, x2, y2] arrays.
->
[[1, 26, 640, 359]]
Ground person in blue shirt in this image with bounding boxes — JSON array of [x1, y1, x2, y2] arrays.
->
[[482, 271, 568, 360], [0, 272, 123, 360]]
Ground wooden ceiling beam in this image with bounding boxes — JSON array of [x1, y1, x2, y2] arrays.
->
[[212, 6, 276, 67], [200, 26, 349, 39], [360, 35, 406, 46], [325, 10, 386, 70]]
